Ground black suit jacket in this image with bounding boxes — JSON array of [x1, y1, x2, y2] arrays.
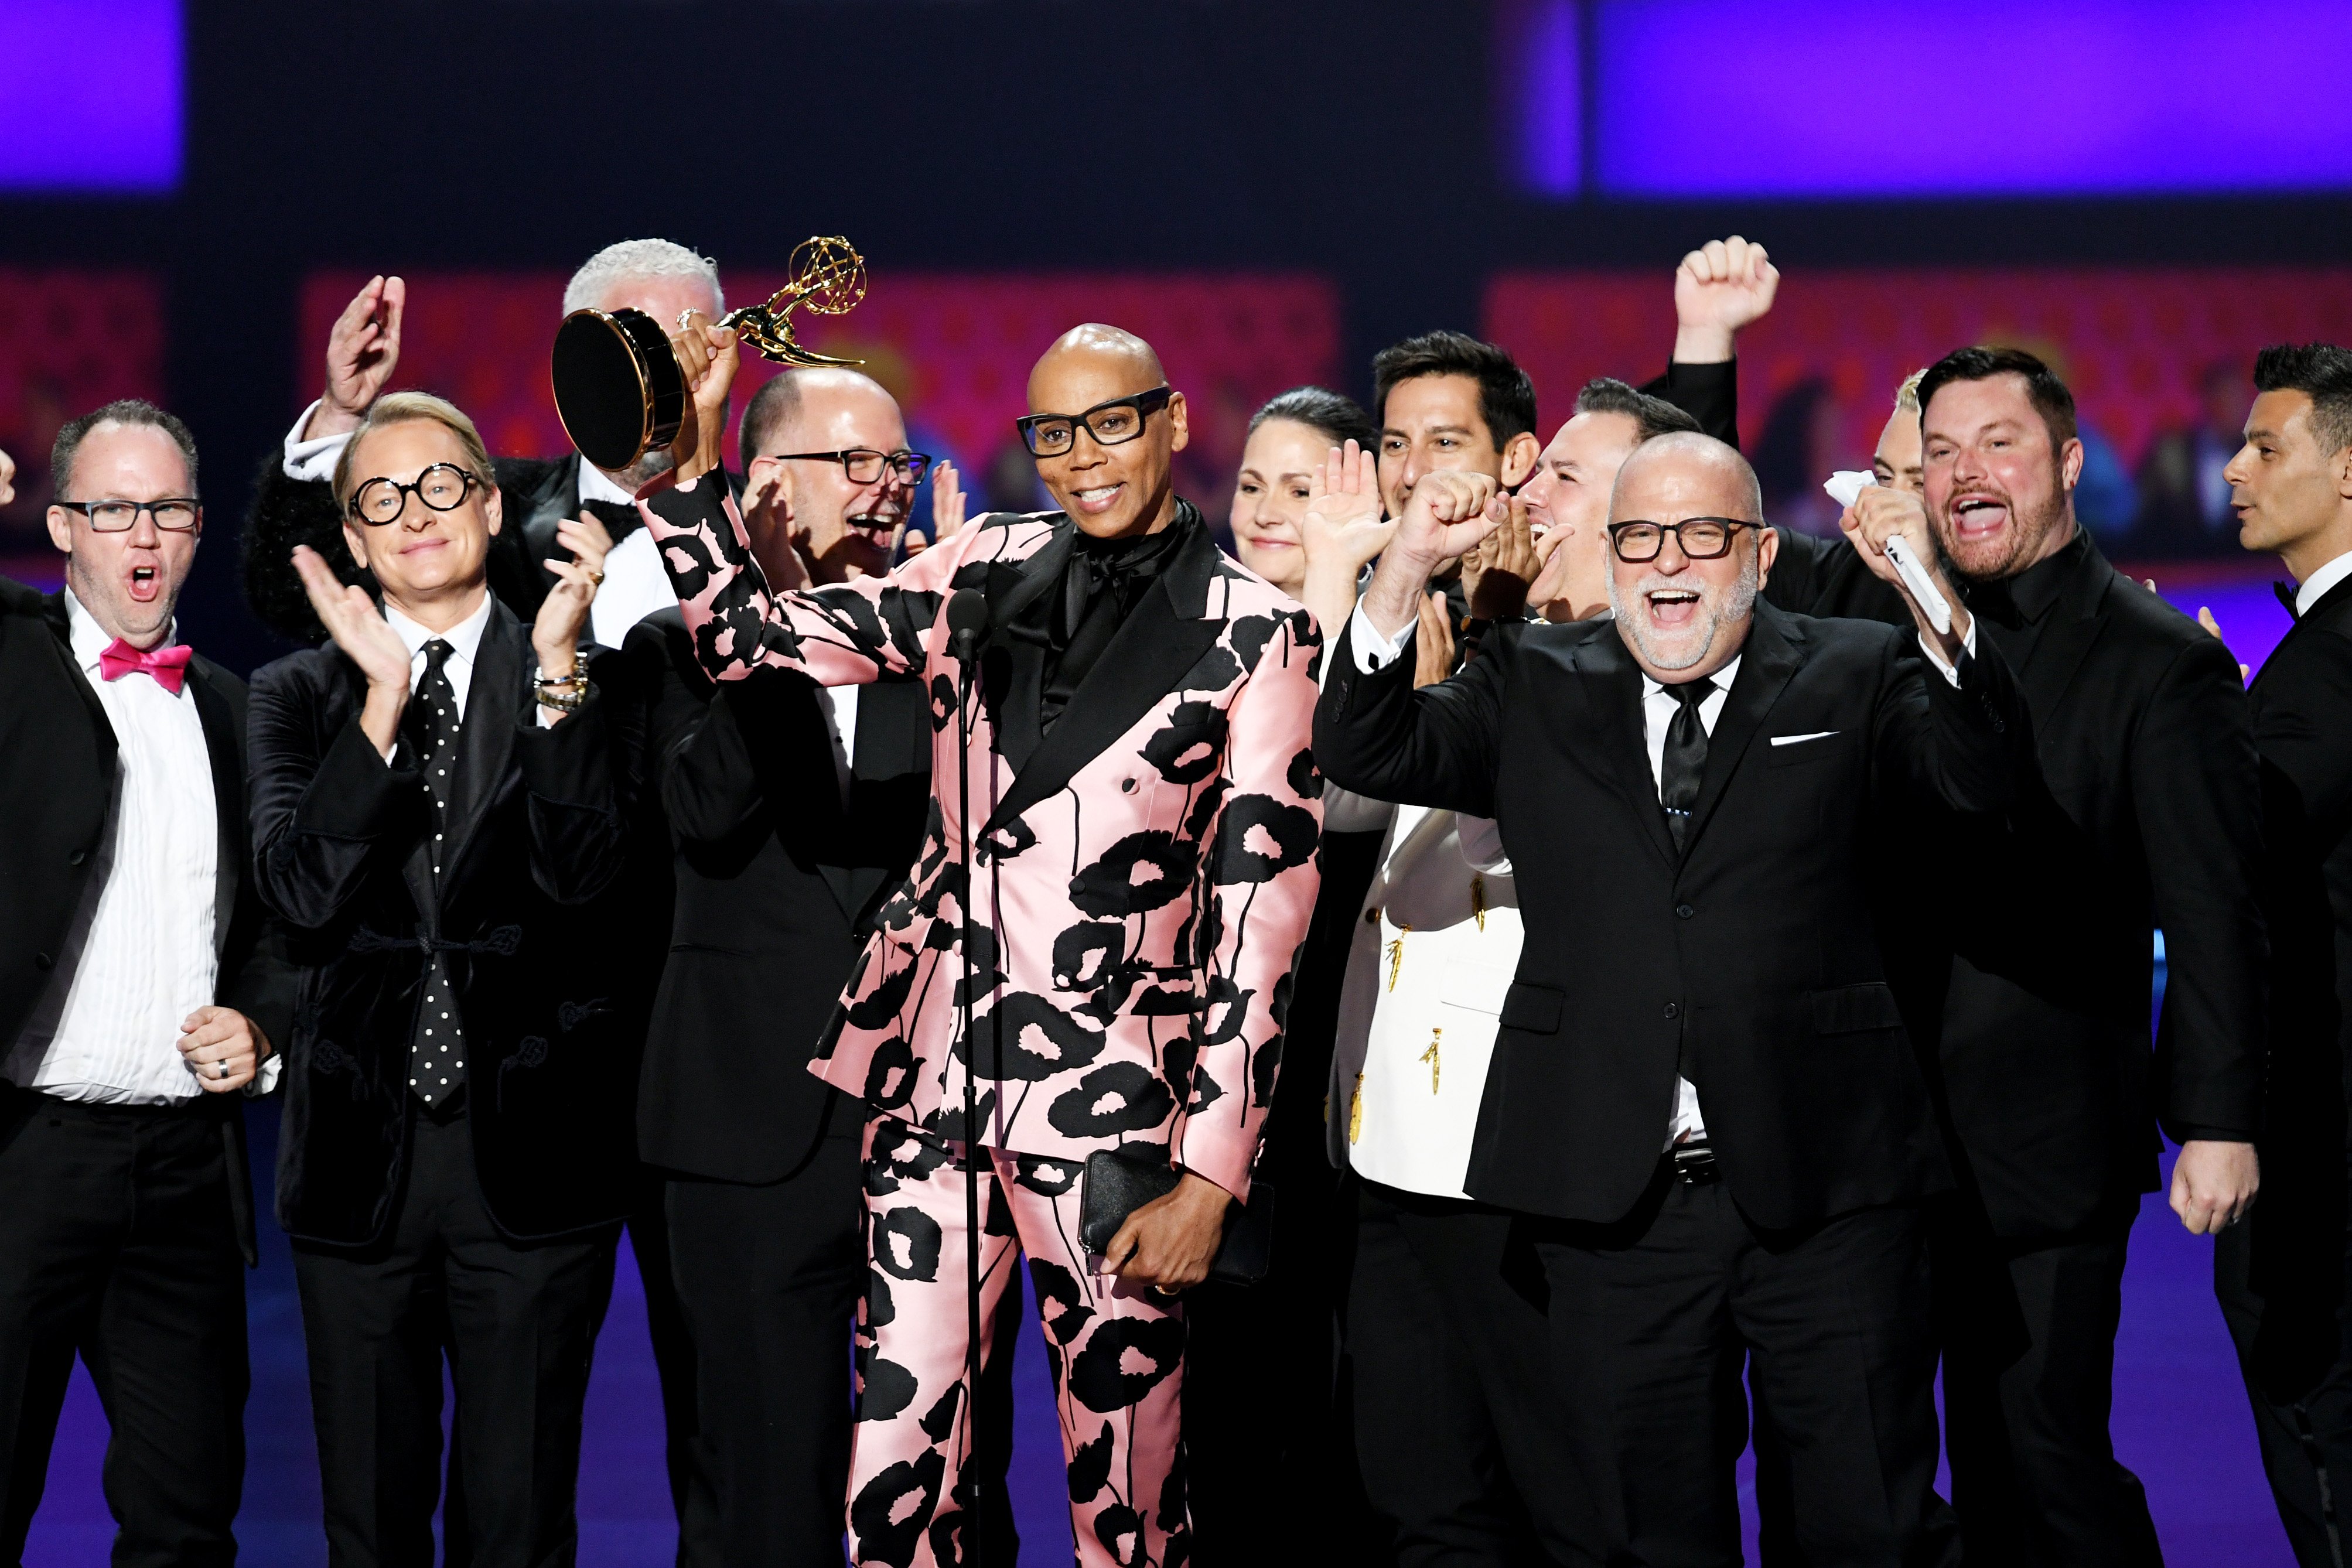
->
[[0, 578, 296, 1263], [243, 450, 644, 643], [1315, 600, 2033, 1229], [249, 599, 644, 1245], [626, 608, 930, 1182], [2237, 569, 2352, 1390], [1769, 531, 2268, 1238]]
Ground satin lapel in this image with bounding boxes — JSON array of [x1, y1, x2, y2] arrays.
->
[[40, 594, 115, 767], [1682, 604, 1803, 855], [2252, 572, 2352, 691], [441, 603, 523, 891], [981, 524, 1224, 838], [1564, 628, 1677, 869], [185, 669, 244, 958]]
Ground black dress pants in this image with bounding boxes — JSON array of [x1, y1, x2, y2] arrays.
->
[[0, 1089, 248, 1568], [1933, 1204, 2162, 1567], [1537, 1172, 1956, 1568], [293, 1102, 619, 1568], [623, 1181, 715, 1566], [1348, 1180, 1580, 1567], [661, 1105, 864, 1566], [2217, 1212, 2352, 1566]]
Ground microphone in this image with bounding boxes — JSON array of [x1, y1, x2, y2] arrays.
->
[[947, 589, 989, 660]]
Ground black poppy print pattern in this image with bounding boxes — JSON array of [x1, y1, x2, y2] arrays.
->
[[639, 480, 1325, 1199], [849, 1120, 1190, 1568]]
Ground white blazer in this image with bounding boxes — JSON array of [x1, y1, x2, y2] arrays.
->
[[1324, 788, 1523, 1198]]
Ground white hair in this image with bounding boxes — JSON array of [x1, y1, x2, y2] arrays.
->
[[561, 238, 725, 316]]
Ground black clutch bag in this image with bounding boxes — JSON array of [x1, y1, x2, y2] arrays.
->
[[1078, 1147, 1276, 1287]]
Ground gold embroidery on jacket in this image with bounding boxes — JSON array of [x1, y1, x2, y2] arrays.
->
[[1419, 1028, 1442, 1094]]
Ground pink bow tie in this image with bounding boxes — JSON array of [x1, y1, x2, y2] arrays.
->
[[98, 638, 192, 695]]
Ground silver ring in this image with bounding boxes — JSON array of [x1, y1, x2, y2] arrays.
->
[[216, 1062, 229, 1079]]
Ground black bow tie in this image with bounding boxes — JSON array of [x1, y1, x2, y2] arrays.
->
[[2275, 580, 2302, 623], [579, 497, 643, 541]]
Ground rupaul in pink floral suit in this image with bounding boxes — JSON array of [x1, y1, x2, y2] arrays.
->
[[640, 322, 1324, 1567]]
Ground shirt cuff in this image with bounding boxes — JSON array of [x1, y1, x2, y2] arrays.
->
[[247, 1050, 285, 1098], [1349, 602, 1416, 673], [284, 399, 349, 482], [1917, 616, 1979, 687]]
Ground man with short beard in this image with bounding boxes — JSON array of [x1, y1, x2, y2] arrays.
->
[[1777, 346, 2266, 1564], [1317, 433, 2025, 1563]]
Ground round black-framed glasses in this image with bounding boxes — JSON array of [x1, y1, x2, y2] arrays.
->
[[348, 464, 481, 526]]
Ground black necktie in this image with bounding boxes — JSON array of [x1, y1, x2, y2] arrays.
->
[[408, 639, 467, 1108], [2276, 580, 2302, 623], [1658, 678, 1715, 852]]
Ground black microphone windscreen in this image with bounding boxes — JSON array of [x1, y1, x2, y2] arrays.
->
[[947, 589, 990, 642]]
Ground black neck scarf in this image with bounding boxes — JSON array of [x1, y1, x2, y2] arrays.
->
[[1011, 499, 1202, 736]]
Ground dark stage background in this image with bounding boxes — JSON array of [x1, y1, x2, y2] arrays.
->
[[6, 2, 2351, 1560]]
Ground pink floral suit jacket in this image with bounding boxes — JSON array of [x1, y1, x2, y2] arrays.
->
[[641, 481, 1324, 1198]]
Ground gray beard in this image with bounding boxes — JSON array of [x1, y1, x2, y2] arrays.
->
[[1606, 551, 1760, 671], [609, 446, 677, 491]]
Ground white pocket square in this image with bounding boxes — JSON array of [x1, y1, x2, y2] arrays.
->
[[1770, 730, 1839, 747]]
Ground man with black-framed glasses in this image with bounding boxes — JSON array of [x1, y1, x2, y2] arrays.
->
[[620, 364, 942, 1563], [1317, 431, 2027, 1563], [1, 400, 295, 1564]]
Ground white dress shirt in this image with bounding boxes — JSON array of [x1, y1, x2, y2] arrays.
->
[[2298, 549, 2352, 617], [5, 595, 281, 1102]]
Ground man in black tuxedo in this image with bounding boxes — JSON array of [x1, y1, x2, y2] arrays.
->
[[625, 366, 937, 1563], [248, 392, 640, 1566], [1767, 348, 2266, 1565], [2216, 342, 2352, 1564], [241, 241, 724, 1549], [1317, 433, 2027, 1563], [0, 401, 295, 1564]]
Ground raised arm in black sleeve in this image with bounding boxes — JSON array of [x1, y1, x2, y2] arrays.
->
[[1314, 614, 1513, 818]]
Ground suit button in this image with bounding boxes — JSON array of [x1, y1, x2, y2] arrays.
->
[[1674, 903, 1694, 919], [1069, 877, 1085, 896], [1663, 1001, 1679, 1019], [67, 848, 87, 867], [34, 953, 53, 972]]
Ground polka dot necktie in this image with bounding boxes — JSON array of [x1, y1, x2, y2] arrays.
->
[[409, 638, 466, 1108]]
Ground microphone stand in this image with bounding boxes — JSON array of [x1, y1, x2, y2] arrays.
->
[[947, 595, 988, 1567]]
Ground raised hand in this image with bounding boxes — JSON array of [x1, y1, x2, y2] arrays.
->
[[664, 315, 741, 488], [1462, 496, 1539, 621], [1672, 235, 1778, 363], [1412, 591, 1456, 688], [1838, 483, 1971, 662], [309, 275, 406, 440], [0, 444, 15, 507], [294, 542, 412, 755], [532, 514, 610, 683], [1300, 439, 1392, 572], [904, 457, 967, 556]]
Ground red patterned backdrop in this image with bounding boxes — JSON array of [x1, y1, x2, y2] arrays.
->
[[297, 269, 1343, 525], [1485, 267, 2352, 551], [0, 269, 166, 563]]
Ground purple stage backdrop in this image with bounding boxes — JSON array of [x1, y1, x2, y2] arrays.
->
[[1504, 0, 2352, 199], [0, 1, 181, 192]]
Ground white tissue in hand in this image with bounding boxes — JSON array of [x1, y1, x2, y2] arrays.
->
[[1823, 470, 1873, 509]]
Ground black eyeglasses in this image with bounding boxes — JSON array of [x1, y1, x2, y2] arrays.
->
[[1607, 517, 1755, 562], [349, 464, 481, 525], [1015, 386, 1173, 458], [760, 448, 933, 486], [56, 497, 200, 532]]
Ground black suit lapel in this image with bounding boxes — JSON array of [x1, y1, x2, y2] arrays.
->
[[2255, 571, 2352, 691], [441, 604, 523, 891], [1566, 628, 1678, 869], [982, 524, 1225, 838], [185, 668, 245, 958], [40, 593, 117, 764], [1683, 604, 1803, 853]]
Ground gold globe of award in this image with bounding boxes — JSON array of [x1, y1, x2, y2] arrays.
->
[[550, 235, 871, 472]]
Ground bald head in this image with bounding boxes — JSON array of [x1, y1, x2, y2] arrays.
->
[[1610, 431, 1764, 525], [1029, 323, 1165, 405], [739, 366, 899, 459], [1023, 322, 1188, 540]]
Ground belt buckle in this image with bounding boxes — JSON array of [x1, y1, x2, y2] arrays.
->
[[1671, 1142, 1720, 1186]]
